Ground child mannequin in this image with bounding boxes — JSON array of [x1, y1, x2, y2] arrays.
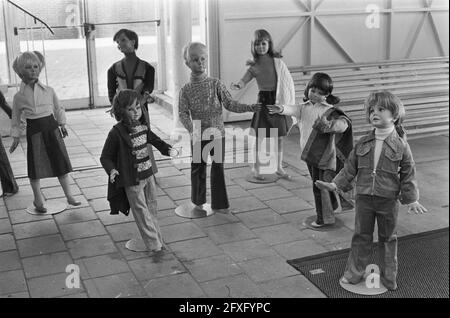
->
[[315, 91, 427, 290], [268, 72, 353, 227], [231, 29, 295, 180], [0, 91, 18, 197], [107, 29, 158, 174], [178, 42, 260, 212], [107, 29, 155, 107], [10, 51, 80, 212], [100, 89, 176, 252]]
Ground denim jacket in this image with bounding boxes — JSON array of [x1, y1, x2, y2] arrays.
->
[[333, 129, 419, 204]]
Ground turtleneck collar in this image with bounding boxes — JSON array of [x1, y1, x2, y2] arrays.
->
[[190, 72, 208, 83], [375, 125, 395, 140]]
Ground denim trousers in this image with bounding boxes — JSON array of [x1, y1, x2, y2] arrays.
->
[[191, 137, 229, 209], [0, 136, 18, 194], [344, 194, 399, 290], [307, 164, 338, 224], [125, 176, 163, 251]]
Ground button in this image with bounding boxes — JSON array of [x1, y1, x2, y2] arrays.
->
[[132, 150, 136, 155]]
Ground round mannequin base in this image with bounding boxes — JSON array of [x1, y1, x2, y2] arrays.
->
[[26, 201, 67, 215], [175, 202, 214, 219], [303, 215, 344, 231], [340, 277, 388, 295], [245, 173, 279, 184], [125, 239, 148, 252]]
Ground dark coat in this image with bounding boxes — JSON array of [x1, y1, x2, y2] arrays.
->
[[100, 122, 171, 215], [301, 107, 353, 171]]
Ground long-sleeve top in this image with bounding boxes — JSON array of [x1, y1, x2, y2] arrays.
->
[[11, 81, 66, 138], [241, 55, 277, 91], [178, 75, 256, 139], [107, 58, 155, 103]]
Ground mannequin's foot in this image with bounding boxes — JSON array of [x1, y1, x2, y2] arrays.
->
[[251, 168, 265, 180], [67, 197, 82, 206], [276, 169, 292, 180], [33, 201, 47, 213]]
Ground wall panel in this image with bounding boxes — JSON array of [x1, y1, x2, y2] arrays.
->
[[216, 0, 449, 122]]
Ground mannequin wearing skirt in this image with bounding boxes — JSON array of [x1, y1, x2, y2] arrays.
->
[[232, 29, 295, 180], [10, 51, 81, 212]]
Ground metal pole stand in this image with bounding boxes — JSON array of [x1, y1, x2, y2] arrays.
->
[[26, 201, 67, 215], [175, 202, 214, 219]]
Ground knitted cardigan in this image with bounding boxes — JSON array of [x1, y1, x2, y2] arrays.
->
[[274, 58, 296, 130]]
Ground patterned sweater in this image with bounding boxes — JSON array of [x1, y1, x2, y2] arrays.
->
[[129, 124, 152, 180], [178, 75, 255, 139]]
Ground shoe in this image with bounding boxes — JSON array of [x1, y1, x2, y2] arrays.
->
[[33, 201, 47, 213], [311, 221, 326, 228], [0, 189, 18, 198], [276, 171, 292, 180], [67, 198, 82, 206], [213, 208, 232, 214], [340, 277, 350, 284], [251, 169, 265, 180]]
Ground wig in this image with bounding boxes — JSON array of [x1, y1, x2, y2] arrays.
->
[[12, 51, 45, 79]]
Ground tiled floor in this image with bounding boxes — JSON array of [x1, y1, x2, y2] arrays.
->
[[0, 103, 448, 298]]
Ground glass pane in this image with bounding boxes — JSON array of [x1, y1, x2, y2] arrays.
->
[[0, 1, 8, 85], [11, 0, 89, 100], [16, 26, 89, 100], [93, 23, 159, 101], [86, 0, 158, 102]]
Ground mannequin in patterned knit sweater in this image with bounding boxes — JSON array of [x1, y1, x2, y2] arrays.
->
[[178, 42, 261, 212]]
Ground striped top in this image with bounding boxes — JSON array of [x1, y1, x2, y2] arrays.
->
[[129, 124, 152, 180]]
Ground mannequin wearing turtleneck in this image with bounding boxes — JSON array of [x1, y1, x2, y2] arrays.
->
[[373, 125, 395, 171]]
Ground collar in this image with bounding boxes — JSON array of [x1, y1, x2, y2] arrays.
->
[[375, 126, 395, 140], [19, 80, 47, 94], [114, 122, 133, 148], [360, 128, 402, 151], [190, 72, 208, 83]]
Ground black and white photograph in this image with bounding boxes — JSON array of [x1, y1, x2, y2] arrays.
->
[[0, 0, 448, 303]]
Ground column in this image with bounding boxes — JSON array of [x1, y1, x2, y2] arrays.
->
[[169, 0, 191, 139]]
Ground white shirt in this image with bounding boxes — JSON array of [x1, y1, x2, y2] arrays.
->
[[11, 81, 66, 137]]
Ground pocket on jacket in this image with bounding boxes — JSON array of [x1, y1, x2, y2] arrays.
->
[[382, 147, 402, 174], [356, 144, 371, 168]]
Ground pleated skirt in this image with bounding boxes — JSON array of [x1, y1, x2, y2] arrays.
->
[[26, 115, 72, 179], [250, 90, 290, 138]]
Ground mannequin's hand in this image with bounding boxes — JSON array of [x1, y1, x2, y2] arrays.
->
[[60, 125, 69, 138], [110, 169, 119, 183]]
